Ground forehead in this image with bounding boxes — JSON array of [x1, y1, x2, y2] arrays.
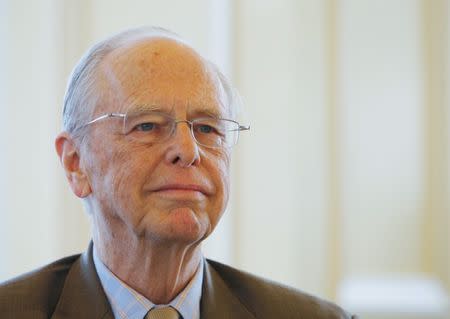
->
[[96, 38, 229, 117]]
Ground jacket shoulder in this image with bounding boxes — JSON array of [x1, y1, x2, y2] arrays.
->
[[206, 259, 355, 319], [0, 254, 80, 317]]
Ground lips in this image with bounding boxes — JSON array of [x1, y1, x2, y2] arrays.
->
[[153, 184, 211, 195]]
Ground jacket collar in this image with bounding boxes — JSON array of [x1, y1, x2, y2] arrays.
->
[[51, 243, 254, 319], [201, 260, 256, 319], [51, 242, 114, 319]]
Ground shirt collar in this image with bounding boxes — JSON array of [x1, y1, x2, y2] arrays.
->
[[93, 248, 203, 319]]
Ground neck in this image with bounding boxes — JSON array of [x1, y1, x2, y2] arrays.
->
[[93, 229, 202, 304]]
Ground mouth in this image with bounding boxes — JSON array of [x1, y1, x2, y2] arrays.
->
[[153, 184, 210, 197]]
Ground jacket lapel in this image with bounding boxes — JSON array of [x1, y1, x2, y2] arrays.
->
[[51, 243, 114, 319], [50, 245, 254, 319], [200, 260, 255, 319]]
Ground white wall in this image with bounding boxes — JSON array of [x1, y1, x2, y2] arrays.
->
[[339, 0, 424, 275], [233, 0, 449, 301], [235, 0, 330, 296], [0, 0, 65, 279]]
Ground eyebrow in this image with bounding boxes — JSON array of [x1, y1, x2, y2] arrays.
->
[[127, 104, 164, 114], [127, 104, 228, 119], [190, 107, 225, 119], [123, 104, 173, 118]]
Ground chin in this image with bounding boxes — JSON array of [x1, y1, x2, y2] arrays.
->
[[148, 228, 207, 247], [144, 207, 210, 245]]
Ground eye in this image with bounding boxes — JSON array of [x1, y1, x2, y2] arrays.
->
[[197, 124, 214, 133], [124, 111, 172, 138], [136, 122, 156, 131]]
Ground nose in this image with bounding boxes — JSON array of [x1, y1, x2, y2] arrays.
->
[[164, 121, 200, 167]]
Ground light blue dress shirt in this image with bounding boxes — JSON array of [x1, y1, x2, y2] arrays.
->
[[93, 248, 203, 319]]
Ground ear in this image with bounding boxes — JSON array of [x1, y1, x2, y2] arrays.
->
[[55, 132, 92, 198]]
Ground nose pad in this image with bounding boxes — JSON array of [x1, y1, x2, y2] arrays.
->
[[165, 120, 200, 167], [173, 120, 196, 143]]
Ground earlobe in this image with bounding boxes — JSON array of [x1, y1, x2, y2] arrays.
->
[[55, 132, 92, 198]]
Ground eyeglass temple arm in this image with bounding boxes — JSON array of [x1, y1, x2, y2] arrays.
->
[[85, 113, 126, 126]]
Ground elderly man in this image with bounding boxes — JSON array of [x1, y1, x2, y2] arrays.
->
[[0, 27, 356, 318]]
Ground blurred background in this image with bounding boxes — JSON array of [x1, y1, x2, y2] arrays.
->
[[0, 0, 448, 318]]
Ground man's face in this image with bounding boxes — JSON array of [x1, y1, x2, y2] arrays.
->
[[80, 39, 231, 245]]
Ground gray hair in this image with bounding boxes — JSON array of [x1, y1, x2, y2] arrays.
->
[[62, 26, 241, 135]]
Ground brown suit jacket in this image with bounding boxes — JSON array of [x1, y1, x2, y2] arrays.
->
[[0, 244, 356, 318]]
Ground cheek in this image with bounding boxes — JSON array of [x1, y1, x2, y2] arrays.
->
[[85, 140, 150, 207], [206, 159, 230, 233], [218, 162, 230, 202], [207, 151, 231, 208]]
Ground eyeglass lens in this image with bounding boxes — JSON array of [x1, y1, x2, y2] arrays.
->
[[123, 112, 239, 148]]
